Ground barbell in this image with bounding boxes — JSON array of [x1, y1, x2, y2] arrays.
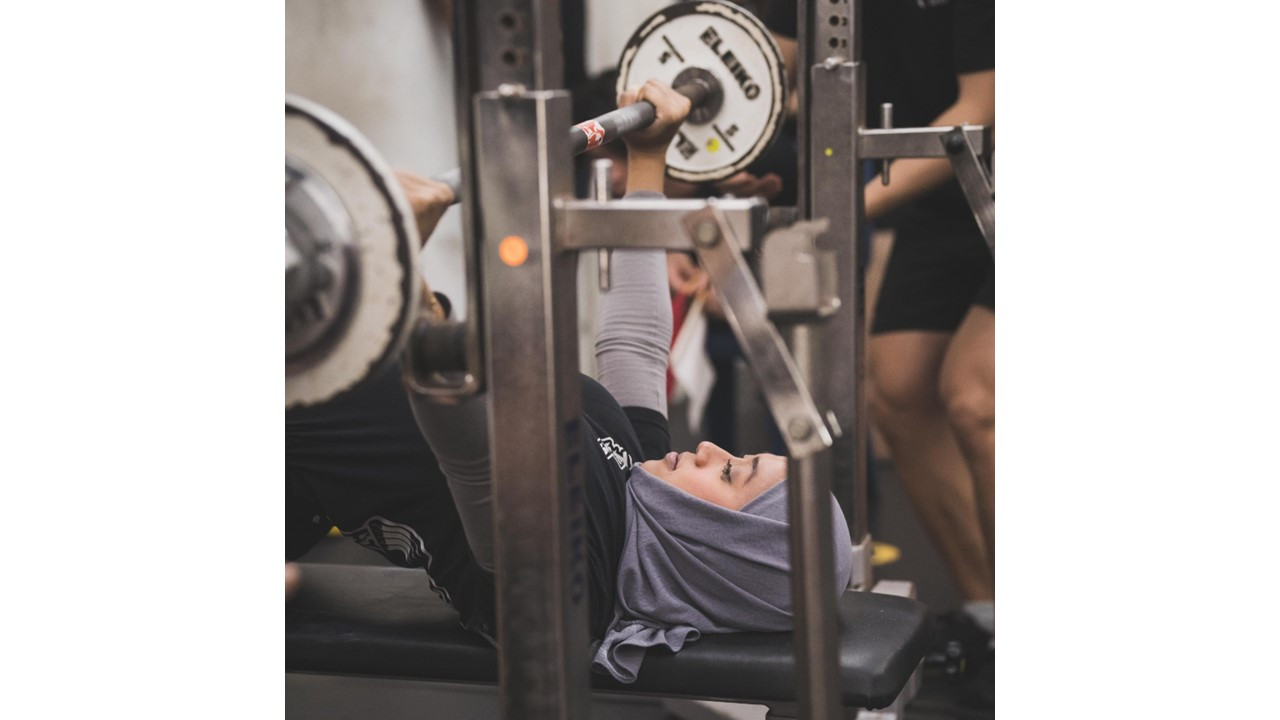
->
[[286, 0, 786, 408], [432, 0, 787, 197]]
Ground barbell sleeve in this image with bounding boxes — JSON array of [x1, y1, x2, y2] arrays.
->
[[430, 81, 710, 205]]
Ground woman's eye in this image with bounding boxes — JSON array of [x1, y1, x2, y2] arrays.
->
[[722, 461, 732, 484]]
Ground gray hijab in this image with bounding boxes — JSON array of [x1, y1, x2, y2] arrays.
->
[[592, 464, 853, 683]]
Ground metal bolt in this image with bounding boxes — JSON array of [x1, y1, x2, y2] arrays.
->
[[944, 131, 965, 154], [693, 220, 720, 247], [880, 103, 894, 186], [823, 57, 840, 70], [788, 418, 813, 441], [592, 158, 613, 202]]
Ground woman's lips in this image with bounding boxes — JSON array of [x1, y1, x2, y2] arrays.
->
[[666, 451, 678, 471]]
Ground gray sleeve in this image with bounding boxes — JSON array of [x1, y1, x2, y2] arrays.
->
[[407, 391, 496, 573], [592, 191, 673, 418]]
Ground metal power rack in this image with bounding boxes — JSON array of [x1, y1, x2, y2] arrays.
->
[[419, 2, 995, 719]]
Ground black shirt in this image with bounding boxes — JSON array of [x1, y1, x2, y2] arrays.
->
[[575, 376, 672, 635], [761, 0, 994, 122], [762, 0, 995, 224], [861, 0, 995, 130]]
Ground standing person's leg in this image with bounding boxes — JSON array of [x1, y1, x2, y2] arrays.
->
[[868, 331, 994, 601], [868, 214, 994, 603], [939, 305, 995, 574], [935, 302, 996, 712], [864, 228, 896, 463]]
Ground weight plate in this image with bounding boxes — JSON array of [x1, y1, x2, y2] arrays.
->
[[617, 0, 787, 183], [285, 95, 419, 409]]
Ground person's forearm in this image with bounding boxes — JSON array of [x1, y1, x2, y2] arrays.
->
[[599, 143, 673, 416], [594, 249, 671, 417], [865, 155, 956, 221], [626, 152, 667, 195], [864, 70, 994, 221], [602, 151, 671, 416]]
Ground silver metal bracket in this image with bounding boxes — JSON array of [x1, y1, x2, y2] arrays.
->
[[879, 103, 893, 185], [858, 125, 989, 159], [847, 532, 874, 592], [681, 201, 833, 459], [592, 158, 613, 291], [555, 196, 765, 252], [856, 122, 995, 254], [761, 218, 841, 322]]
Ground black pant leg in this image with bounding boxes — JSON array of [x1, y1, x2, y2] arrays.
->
[[286, 365, 496, 640]]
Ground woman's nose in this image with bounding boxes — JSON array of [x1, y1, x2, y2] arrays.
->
[[695, 441, 723, 464]]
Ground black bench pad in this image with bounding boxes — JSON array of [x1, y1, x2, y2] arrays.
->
[[286, 564, 932, 709]]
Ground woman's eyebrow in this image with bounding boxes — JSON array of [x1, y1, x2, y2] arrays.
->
[[743, 456, 760, 486]]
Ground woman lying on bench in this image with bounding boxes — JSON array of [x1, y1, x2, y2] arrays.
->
[[288, 81, 852, 684]]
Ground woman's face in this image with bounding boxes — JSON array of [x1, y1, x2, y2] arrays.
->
[[641, 441, 788, 511]]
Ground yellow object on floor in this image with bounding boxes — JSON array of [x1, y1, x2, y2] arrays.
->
[[871, 541, 901, 566]]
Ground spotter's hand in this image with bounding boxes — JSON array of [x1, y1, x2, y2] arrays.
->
[[715, 171, 783, 202], [395, 170, 455, 246]]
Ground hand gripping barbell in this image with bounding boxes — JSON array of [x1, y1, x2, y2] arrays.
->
[[432, 0, 786, 198]]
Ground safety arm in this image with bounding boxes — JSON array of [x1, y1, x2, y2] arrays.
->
[[864, 69, 994, 221]]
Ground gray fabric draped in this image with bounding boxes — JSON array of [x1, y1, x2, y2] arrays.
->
[[593, 465, 854, 683]]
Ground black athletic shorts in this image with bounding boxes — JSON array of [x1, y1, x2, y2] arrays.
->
[[872, 182, 994, 335]]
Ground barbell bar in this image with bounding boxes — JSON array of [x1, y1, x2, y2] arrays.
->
[[430, 79, 712, 201], [431, 0, 787, 198]]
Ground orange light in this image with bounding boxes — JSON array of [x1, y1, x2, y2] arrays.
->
[[498, 235, 529, 267]]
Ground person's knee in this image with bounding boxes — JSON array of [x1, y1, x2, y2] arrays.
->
[[869, 358, 942, 424], [941, 381, 994, 440]]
